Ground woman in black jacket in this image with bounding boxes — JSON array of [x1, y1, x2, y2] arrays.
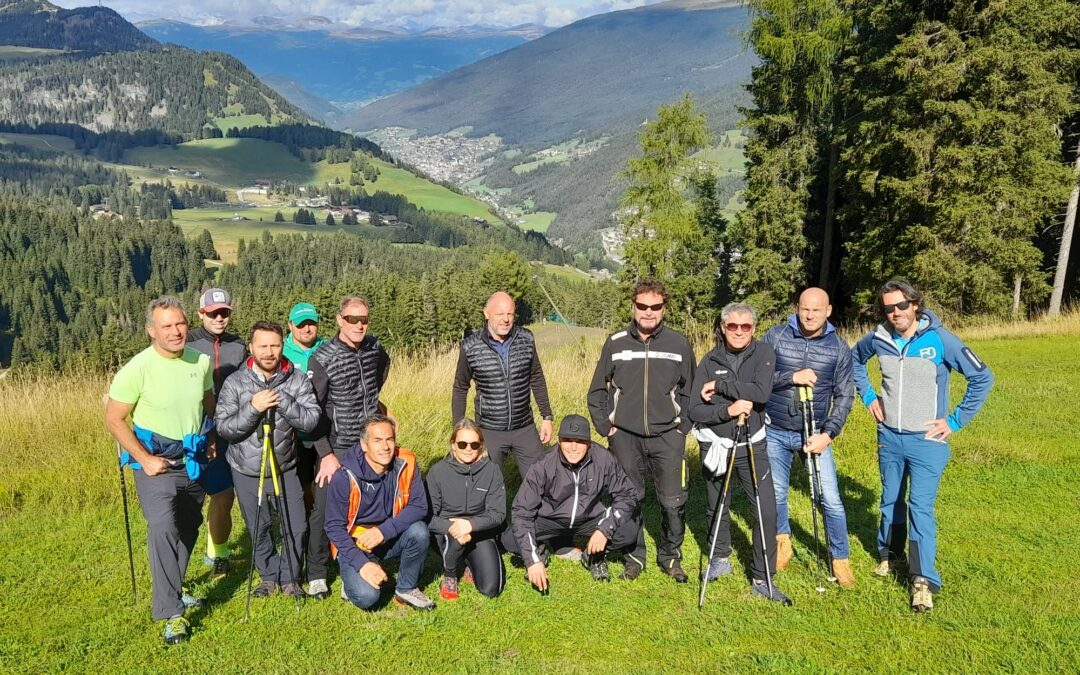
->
[[426, 418, 507, 599]]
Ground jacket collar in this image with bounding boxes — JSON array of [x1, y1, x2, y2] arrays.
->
[[785, 314, 836, 340], [628, 321, 664, 342], [245, 356, 292, 383]]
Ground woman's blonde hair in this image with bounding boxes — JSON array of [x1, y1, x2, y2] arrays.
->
[[450, 418, 487, 460]]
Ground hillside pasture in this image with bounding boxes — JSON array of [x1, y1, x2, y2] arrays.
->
[[123, 138, 316, 187], [0, 131, 76, 152]]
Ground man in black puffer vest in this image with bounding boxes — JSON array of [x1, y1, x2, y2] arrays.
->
[[304, 295, 391, 599], [452, 291, 554, 482]]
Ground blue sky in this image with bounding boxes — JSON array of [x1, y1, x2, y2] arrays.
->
[[56, 0, 668, 29]]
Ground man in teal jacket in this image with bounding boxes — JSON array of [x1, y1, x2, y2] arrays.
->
[[853, 279, 993, 613]]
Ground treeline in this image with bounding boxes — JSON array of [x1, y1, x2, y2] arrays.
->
[[225, 124, 389, 162], [0, 4, 159, 53], [135, 181, 229, 220]]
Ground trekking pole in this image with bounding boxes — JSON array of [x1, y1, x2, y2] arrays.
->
[[244, 419, 271, 622], [744, 413, 775, 600], [116, 442, 137, 602], [803, 392, 836, 582], [264, 413, 303, 612], [698, 430, 739, 610], [799, 386, 826, 593]]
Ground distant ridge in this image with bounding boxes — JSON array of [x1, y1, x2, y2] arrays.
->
[[0, 0, 159, 52]]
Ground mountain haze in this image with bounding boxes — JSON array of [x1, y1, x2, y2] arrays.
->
[[0, 0, 158, 52]]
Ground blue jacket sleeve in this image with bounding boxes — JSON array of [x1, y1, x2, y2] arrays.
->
[[378, 464, 429, 541], [940, 331, 994, 431], [851, 331, 878, 407], [823, 339, 854, 438], [324, 471, 370, 572], [764, 326, 795, 389]]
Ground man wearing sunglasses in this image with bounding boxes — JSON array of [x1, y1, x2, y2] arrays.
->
[[853, 278, 993, 613], [452, 291, 554, 483], [305, 295, 391, 599], [187, 287, 247, 579], [587, 278, 695, 582], [762, 287, 856, 588]]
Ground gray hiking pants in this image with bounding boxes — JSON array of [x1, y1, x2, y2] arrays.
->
[[233, 468, 307, 585], [132, 466, 205, 621]]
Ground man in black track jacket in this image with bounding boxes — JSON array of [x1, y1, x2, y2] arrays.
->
[[508, 415, 640, 590], [452, 291, 554, 482], [587, 278, 695, 582]]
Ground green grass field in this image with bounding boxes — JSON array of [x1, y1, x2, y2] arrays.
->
[[0, 46, 66, 61], [124, 139, 316, 187], [171, 207, 359, 262], [1, 322, 1077, 671], [518, 212, 557, 233]]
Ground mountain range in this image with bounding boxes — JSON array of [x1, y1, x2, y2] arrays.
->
[[0, 0, 158, 52]]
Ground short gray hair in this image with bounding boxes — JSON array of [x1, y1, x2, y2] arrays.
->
[[720, 302, 758, 324], [145, 296, 187, 326], [339, 295, 370, 314]]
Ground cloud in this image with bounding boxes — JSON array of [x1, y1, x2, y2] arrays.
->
[[54, 0, 668, 29]]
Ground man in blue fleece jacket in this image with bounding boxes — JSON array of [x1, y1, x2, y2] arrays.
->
[[324, 414, 433, 611], [853, 279, 993, 613]]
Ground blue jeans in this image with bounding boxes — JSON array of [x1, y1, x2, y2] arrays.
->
[[766, 427, 850, 559], [877, 425, 950, 591], [339, 520, 430, 610]]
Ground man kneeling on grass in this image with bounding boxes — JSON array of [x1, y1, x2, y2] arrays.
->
[[324, 414, 435, 611], [507, 415, 641, 592]]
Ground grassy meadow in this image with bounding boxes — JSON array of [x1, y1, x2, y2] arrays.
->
[[1, 321, 1077, 672]]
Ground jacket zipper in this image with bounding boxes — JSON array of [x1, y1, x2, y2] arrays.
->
[[569, 468, 580, 527], [356, 348, 369, 417], [643, 336, 651, 436]]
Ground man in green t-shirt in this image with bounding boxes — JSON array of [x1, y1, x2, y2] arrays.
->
[[105, 296, 216, 646]]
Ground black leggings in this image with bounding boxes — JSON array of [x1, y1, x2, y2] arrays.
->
[[433, 533, 505, 598]]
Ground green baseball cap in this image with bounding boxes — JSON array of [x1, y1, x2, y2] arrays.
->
[[288, 302, 319, 325]]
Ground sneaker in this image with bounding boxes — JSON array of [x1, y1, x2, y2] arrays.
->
[[872, 559, 892, 577], [281, 583, 305, 599], [831, 558, 856, 589], [163, 615, 190, 645], [180, 591, 203, 610], [340, 584, 348, 601], [251, 580, 277, 598], [911, 578, 933, 613], [702, 556, 733, 581], [307, 578, 330, 600], [776, 534, 793, 571], [751, 579, 793, 606], [210, 557, 229, 579], [582, 554, 610, 582], [555, 546, 584, 562], [394, 587, 436, 611], [462, 565, 474, 585], [660, 560, 688, 584], [440, 575, 460, 600], [618, 560, 643, 581]]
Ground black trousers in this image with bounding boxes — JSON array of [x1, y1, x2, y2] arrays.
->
[[433, 532, 505, 598], [703, 444, 778, 582], [483, 424, 547, 483], [304, 448, 342, 582], [234, 468, 307, 585], [609, 427, 687, 568], [505, 513, 640, 562]]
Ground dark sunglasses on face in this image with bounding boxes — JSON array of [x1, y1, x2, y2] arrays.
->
[[881, 300, 912, 314], [205, 309, 230, 319], [455, 441, 482, 451], [634, 301, 665, 312], [725, 323, 754, 333], [341, 315, 370, 325]]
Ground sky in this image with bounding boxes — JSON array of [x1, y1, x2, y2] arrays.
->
[[54, 0, 669, 30]]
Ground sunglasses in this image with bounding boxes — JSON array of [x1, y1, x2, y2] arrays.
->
[[205, 309, 231, 319], [881, 300, 912, 314], [634, 301, 665, 312], [455, 441, 482, 451], [725, 323, 754, 333], [341, 315, 370, 325]]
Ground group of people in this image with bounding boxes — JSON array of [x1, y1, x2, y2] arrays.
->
[[105, 277, 992, 645]]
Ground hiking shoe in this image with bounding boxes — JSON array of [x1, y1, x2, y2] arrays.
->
[[618, 560, 643, 581], [251, 580, 277, 598], [462, 565, 474, 585], [872, 558, 892, 577], [776, 534, 793, 571], [555, 546, 584, 562], [582, 554, 610, 582], [394, 587, 435, 611], [440, 575, 460, 600], [911, 578, 933, 613], [180, 592, 203, 610], [660, 560, 688, 584], [751, 579, 793, 606], [307, 578, 330, 600], [204, 556, 229, 579], [703, 556, 733, 581], [831, 558, 856, 589], [281, 583, 305, 599], [163, 616, 190, 645]]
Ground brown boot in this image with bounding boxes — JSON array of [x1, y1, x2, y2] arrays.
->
[[831, 558, 856, 589], [776, 534, 793, 571]]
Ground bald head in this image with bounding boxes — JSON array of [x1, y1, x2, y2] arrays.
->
[[484, 291, 516, 341], [796, 287, 832, 338]]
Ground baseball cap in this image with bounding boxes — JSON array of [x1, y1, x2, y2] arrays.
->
[[558, 415, 592, 442], [199, 288, 232, 312], [289, 302, 319, 325]]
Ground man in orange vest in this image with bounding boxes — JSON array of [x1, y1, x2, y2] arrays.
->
[[323, 414, 434, 611]]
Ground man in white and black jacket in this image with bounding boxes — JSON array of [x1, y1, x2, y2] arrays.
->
[[215, 321, 320, 598], [587, 278, 695, 582], [507, 415, 641, 591]]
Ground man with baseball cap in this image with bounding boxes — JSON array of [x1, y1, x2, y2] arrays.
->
[[507, 415, 641, 592], [187, 287, 247, 578]]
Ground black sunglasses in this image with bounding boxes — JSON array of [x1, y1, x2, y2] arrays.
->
[[455, 441, 482, 451], [205, 309, 231, 319], [341, 315, 370, 325], [634, 301, 665, 312], [881, 300, 912, 314]]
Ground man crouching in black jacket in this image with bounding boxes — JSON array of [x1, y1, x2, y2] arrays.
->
[[507, 415, 640, 592]]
